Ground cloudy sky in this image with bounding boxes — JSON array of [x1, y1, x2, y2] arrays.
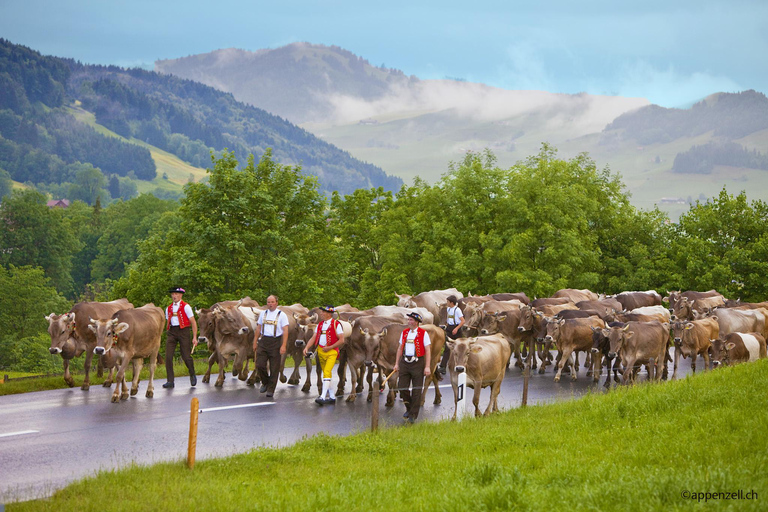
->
[[1, 0, 765, 107]]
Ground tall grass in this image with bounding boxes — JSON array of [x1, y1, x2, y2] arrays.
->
[[11, 360, 767, 511]]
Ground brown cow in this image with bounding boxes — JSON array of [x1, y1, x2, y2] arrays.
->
[[537, 302, 579, 317], [530, 297, 571, 308], [197, 297, 260, 384], [545, 317, 606, 382], [670, 318, 719, 378], [611, 291, 662, 311], [711, 332, 767, 367], [446, 334, 511, 419], [374, 323, 445, 407], [90, 304, 164, 402], [664, 290, 724, 311], [396, 288, 463, 319], [349, 315, 404, 402], [672, 296, 725, 321], [703, 308, 768, 339], [607, 321, 669, 383], [46, 299, 134, 389], [211, 305, 261, 387], [553, 288, 599, 303]]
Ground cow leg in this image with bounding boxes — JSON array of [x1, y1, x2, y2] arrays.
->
[[278, 353, 288, 383], [335, 349, 348, 397], [702, 350, 710, 372], [491, 377, 502, 413], [112, 358, 131, 402], [451, 380, 459, 421], [690, 352, 697, 373], [215, 353, 227, 387], [472, 383, 482, 417], [202, 351, 217, 384], [574, 351, 580, 369], [232, 350, 248, 382], [513, 341, 524, 370], [554, 347, 574, 382], [346, 361, 358, 403], [355, 364, 364, 394], [672, 346, 680, 380], [300, 355, 312, 393], [433, 372, 442, 405], [81, 349, 95, 390], [131, 358, 144, 396], [103, 364, 115, 387], [287, 355, 301, 385], [62, 358, 75, 387], [146, 349, 158, 398], [385, 372, 397, 407]]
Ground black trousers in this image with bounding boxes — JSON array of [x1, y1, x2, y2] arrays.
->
[[440, 324, 461, 368], [398, 356, 426, 419], [256, 335, 282, 393], [166, 326, 195, 382]]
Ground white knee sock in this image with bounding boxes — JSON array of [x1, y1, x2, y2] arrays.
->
[[322, 378, 331, 398]]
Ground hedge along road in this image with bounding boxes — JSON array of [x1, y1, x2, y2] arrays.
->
[[0, 355, 697, 503]]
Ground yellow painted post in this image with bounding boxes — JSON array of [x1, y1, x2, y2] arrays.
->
[[187, 397, 199, 469]]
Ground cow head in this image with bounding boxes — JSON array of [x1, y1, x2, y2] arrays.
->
[[448, 338, 482, 373], [213, 307, 251, 348], [462, 302, 483, 332], [46, 312, 76, 354], [197, 307, 217, 350], [672, 297, 694, 321], [518, 306, 542, 333], [607, 325, 632, 359], [480, 313, 506, 335], [395, 293, 415, 308], [360, 326, 388, 367], [89, 317, 127, 355], [590, 326, 609, 354], [294, 312, 318, 348], [710, 338, 733, 367]]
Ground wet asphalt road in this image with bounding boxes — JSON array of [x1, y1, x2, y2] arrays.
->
[[0, 354, 696, 502]]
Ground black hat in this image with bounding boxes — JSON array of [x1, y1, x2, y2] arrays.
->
[[168, 287, 186, 294], [406, 312, 423, 323], [319, 305, 336, 313]]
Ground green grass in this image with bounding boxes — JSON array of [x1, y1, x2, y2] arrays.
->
[[11, 360, 768, 511]]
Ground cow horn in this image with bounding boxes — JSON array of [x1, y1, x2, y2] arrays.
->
[[622, 325, 629, 331], [89, 317, 97, 324]]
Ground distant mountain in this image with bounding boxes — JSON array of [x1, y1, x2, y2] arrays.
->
[[156, 43, 416, 125], [155, 44, 768, 218], [0, 39, 401, 196]]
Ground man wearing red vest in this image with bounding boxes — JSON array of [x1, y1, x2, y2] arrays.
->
[[163, 287, 198, 389], [303, 305, 346, 405], [393, 312, 432, 423]]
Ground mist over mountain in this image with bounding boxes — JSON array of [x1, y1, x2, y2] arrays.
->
[[156, 43, 768, 217]]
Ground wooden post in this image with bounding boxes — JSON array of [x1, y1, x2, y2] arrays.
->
[[371, 378, 380, 432], [187, 397, 199, 469], [522, 337, 532, 407]]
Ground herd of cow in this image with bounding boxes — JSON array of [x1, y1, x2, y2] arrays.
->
[[44, 287, 768, 418]]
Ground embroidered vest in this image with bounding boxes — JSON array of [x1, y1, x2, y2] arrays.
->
[[318, 319, 341, 353], [167, 300, 191, 330], [400, 328, 426, 358]]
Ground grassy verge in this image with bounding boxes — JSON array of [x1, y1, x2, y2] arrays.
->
[[12, 361, 768, 511], [0, 356, 299, 396]]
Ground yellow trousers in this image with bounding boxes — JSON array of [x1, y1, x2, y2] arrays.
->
[[317, 347, 338, 378]]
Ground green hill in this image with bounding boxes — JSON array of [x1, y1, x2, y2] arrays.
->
[[0, 38, 401, 197]]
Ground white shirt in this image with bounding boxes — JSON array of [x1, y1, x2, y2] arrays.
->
[[257, 308, 289, 337], [447, 306, 464, 325], [317, 319, 344, 347], [166, 302, 194, 326], [402, 328, 431, 357]]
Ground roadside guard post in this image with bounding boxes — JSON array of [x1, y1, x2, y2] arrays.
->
[[188, 397, 199, 469], [456, 370, 467, 418]]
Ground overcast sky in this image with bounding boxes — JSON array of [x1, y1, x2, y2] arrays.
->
[[1, 0, 765, 107]]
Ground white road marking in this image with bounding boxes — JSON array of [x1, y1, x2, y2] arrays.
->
[[0, 430, 39, 438], [195, 402, 276, 413]]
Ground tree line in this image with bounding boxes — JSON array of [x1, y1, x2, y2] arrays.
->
[[3, 145, 768, 373]]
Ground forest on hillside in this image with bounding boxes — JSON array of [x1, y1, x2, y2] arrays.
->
[[0, 38, 401, 202], [3, 145, 767, 374]]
